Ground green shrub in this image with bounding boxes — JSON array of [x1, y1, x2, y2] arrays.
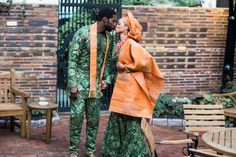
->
[[31, 110, 45, 120], [153, 94, 191, 118], [153, 92, 234, 118], [222, 81, 236, 93], [192, 93, 235, 108]]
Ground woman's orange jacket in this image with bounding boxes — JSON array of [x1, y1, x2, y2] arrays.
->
[[109, 39, 164, 118]]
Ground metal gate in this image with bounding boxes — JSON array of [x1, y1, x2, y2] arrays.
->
[[57, 0, 122, 112]]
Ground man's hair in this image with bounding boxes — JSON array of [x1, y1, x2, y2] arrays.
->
[[97, 8, 116, 21]]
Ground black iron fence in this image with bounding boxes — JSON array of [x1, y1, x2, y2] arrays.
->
[[57, 0, 121, 112]]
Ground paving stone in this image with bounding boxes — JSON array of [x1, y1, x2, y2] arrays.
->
[[0, 115, 205, 157]]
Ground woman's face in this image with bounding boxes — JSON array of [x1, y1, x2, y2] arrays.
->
[[115, 18, 128, 34]]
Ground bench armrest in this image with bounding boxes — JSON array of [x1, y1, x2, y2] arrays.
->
[[215, 91, 236, 97], [157, 139, 194, 145], [11, 87, 30, 98]]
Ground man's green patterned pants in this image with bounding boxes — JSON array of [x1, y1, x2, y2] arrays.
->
[[70, 98, 101, 155]]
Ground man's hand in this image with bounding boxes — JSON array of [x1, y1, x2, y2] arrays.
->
[[101, 80, 109, 90], [70, 87, 78, 101], [116, 62, 126, 73]]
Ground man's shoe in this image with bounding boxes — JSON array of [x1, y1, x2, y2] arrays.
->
[[86, 154, 96, 157], [70, 153, 78, 157]]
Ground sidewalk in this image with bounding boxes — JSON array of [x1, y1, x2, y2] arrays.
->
[[0, 115, 189, 157]]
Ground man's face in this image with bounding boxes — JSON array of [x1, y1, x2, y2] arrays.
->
[[105, 15, 117, 32]]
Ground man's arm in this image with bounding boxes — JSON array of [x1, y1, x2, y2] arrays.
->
[[67, 34, 82, 99]]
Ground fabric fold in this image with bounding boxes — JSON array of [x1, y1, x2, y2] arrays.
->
[[109, 39, 164, 118]]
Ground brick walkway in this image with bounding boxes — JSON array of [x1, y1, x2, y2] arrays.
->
[[0, 116, 193, 157]]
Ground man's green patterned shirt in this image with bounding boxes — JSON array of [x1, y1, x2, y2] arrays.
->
[[67, 25, 115, 98]]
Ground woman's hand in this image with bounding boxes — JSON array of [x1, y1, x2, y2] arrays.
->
[[116, 62, 126, 73], [101, 80, 109, 90]]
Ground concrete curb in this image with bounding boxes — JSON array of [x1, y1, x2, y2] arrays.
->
[[59, 112, 185, 127], [99, 111, 185, 127], [100, 111, 185, 127], [150, 118, 185, 127], [29, 111, 61, 128]]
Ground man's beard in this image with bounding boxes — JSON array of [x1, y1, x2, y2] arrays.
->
[[105, 25, 113, 32]]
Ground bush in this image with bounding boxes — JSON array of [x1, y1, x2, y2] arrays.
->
[[222, 81, 236, 93], [153, 94, 191, 118], [192, 93, 235, 108]]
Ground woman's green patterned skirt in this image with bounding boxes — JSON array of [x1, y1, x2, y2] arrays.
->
[[102, 112, 151, 157]]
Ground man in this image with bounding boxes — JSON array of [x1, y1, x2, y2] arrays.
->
[[67, 8, 117, 157]]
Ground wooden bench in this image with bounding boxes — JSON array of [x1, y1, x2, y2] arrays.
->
[[0, 69, 29, 138], [142, 104, 229, 157]]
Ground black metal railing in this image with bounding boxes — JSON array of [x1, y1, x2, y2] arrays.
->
[[57, 0, 121, 112]]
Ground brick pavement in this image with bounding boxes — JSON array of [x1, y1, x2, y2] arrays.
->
[[0, 116, 197, 157]]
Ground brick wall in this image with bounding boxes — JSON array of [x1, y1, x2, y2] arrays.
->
[[0, 5, 235, 101], [0, 3, 58, 101], [123, 6, 236, 96]]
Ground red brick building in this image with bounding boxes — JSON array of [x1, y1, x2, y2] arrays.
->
[[0, 2, 235, 104]]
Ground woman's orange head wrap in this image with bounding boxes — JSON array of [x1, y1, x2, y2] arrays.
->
[[122, 12, 142, 42]]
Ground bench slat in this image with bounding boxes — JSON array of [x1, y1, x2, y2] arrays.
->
[[4, 79, 8, 103], [185, 120, 225, 126], [185, 115, 225, 120], [184, 110, 224, 115]]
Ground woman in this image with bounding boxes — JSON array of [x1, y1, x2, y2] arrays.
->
[[102, 12, 164, 157]]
